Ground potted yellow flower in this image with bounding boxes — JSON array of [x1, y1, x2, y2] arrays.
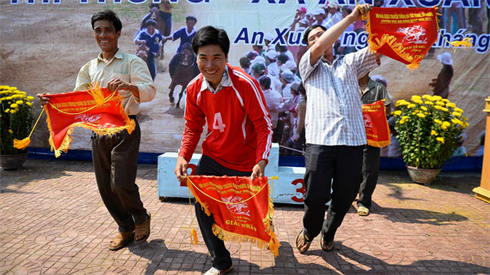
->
[[0, 85, 34, 170], [393, 94, 469, 184]]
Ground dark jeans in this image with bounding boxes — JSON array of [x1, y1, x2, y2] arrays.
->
[[195, 155, 250, 270], [91, 117, 147, 233], [358, 145, 381, 209], [302, 144, 363, 242]]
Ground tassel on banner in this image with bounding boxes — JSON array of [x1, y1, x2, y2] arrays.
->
[[87, 82, 105, 106], [13, 138, 30, 150], [435, 9, 473, 50], [13, 108, 45, 150], [190, 228, 199, 245], [448, 37, 473, 50]]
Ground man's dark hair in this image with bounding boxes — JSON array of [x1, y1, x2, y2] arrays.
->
[[258, 75, 271, 90], [149, 3, 160, 9], [192, 26, 230, 55], [91, 10, 122, 32], [303, 24, 326, 44], [186, 15, 198, 22], [146, 19, 157, 27], [239, 56, 250, 68], [277, 53, 289, 64], [275, 45, 288, 53]]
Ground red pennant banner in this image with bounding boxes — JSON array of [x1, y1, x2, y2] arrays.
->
[[44, 88, 135, 157], [187, 175, 280, 256], [366, 7, 438, 70], [362, 100, 391, 148]]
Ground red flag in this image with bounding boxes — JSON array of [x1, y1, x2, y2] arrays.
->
[[187, 175, 280, 256], [365, 7, 438, 70], [362, 100, 391, 148], [44, 88, 135, 157]]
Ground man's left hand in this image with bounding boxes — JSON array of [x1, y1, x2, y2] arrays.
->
[[107, 77, 130, 92], [251, 160, 267, 180]]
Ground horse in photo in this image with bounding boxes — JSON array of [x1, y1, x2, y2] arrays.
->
[[168, 43, 200, 108]]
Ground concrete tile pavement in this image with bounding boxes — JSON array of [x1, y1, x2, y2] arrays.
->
[[1, 159, 489, 275]]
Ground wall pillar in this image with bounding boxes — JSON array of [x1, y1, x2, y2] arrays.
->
[[473, 96, 490, 203]]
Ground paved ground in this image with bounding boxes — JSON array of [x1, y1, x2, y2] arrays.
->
[[1, 159, 489, 275]]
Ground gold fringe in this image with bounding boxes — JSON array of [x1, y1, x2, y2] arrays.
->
[[367, 139, 391, 148], [187, 177, 212, 216], [212, 224, 279, 256], [407, 62, 420, 71], [13, 137, 30, 150]]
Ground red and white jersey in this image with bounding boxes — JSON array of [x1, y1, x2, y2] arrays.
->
[[179, 65, 273, 171]]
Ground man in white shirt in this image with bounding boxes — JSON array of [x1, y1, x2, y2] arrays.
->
[[295, 4, 377, 254]]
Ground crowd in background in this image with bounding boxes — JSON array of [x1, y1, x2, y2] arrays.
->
[[131, 1, 486, 157]]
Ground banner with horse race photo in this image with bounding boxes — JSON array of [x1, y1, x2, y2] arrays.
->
[[1, 0, 488, 157]]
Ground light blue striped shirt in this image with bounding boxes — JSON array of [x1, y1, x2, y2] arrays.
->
[[299, 47, 378, 146]]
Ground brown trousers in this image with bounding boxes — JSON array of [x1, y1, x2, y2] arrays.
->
[[91, 117, 147, 233]]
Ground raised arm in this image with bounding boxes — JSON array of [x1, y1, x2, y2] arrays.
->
[[309, 4, 371, 65]]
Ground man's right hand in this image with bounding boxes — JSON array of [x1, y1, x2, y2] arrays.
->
[[175, 155, 189, 182], [36, 93, 51, 107], [350, 4, 372, 23]]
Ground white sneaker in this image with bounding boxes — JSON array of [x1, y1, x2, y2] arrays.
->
[[203, 265, 233, 275]]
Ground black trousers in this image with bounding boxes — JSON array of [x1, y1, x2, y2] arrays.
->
[[358, 145, 381, 209], [195, 155, 250, 270], [91, 117, 147, 233], [302, 144, 363, 242]]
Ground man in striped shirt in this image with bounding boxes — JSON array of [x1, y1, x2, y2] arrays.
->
[[296, 4, 378, 254], [174, 26, 273, 275]]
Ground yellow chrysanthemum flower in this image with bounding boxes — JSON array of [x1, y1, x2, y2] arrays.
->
[[10, 110, 16, 114], [436, 137, 444, 143], [421, 106, 427, 111], [414, 99, 424, 104], [417, 113, 425, 118], [434, 119, 442, 124], [452, 112, 461, 117], [8, 129, 13, 134], [16, 100, 23, 105], [434, 105, 442, 110], [27, 96, 35, 100], [26, 102, 32, 106], [422, 95, 431, 99], [10, 103, 18, 108], [411, 95, 422, 101], [431, 130, 438, 136], [407, 104, 416, 109], [446, 102, 456, 108], [454, 107, 463, 113], [441, 99, 450, 103], [432, 95, 442, 101], [396, 100, 409, 107], [441, 107, 449, 112], [424, 101, 433, 105], [393, 110, 402, 116], [4, 108, 10, 113]]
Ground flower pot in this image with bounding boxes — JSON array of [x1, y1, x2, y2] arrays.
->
[[0, 152, 29, 170], [407, 166, 441, 185]]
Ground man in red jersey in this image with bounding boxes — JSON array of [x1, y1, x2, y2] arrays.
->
[[174, 26, 273, 275]]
